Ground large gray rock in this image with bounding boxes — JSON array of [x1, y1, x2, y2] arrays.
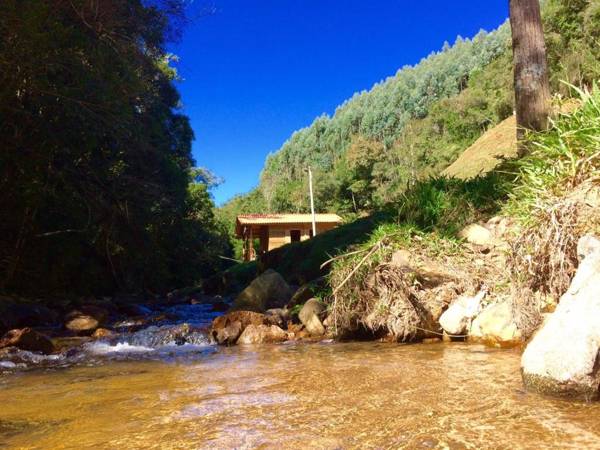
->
[[439, 290, 485, 335], [265, 308, 290, 326], [469, 300, 521, 347], [521, 234, 600, 400], [299, 298, 326, 336], [232, 269, 293, 312], [236, 324, 288, 345], [0, 328, 55, 354]]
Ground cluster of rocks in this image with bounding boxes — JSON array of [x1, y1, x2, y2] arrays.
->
[[209, 269, 332, 346], [0, 292, 227, 356], [437, 231, 600, 400], [438, 290, 521, 347]]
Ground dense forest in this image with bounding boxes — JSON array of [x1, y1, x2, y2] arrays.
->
[[220, 0, 600, 242], [0, 1, 231, 297]]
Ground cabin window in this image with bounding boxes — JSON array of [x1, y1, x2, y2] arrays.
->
[[290, 229, 301, 243]]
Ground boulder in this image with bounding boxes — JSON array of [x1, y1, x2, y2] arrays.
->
[[413, 261, 457, 289], [232, 269, 293, 312], [0, 328, 54, 354], [485, 216, 511, 238], [521, 234, 600, 400], [458, 223, 493, 246], [130, 323, 204, 347], [209, 310, 277, 345], [469, 301, 521, 347], [236, 324, 288, 345], [439, 290, 485, 335], [299, 298, 326, 336], [64, 305, 108, 334]]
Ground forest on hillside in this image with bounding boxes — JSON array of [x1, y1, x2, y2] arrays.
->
[[219, 0, 600, 245], [0, 1, 231, 297]]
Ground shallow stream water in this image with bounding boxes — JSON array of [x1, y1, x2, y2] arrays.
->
[[1, 309, 600, 449]]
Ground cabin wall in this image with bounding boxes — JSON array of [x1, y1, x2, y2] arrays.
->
[[266, 222, 339, 251], [267, 227, 288, 251]]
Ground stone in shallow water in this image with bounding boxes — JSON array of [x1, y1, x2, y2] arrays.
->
[[236, 324, 288, 344], [210, 310, 277, 345], [469, 301, 521, 347], [439, 290, 485, 335], [299, 298, 325, 336]]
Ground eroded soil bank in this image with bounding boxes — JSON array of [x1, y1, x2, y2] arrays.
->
[[2, 341, 600, 449]]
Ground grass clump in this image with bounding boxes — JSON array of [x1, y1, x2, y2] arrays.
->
[[504, 87, 600, 333], [398, 174, 507, 236]]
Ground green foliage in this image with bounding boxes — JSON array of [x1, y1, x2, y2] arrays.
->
[[398, 175, 507, 235], [544, 0, 600, 91], [254, 24, 511, 212], [0, 0, 230, 296], [504, 85, 600, 222]]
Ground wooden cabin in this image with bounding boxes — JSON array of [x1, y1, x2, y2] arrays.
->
[[235, 213, 343, 261]]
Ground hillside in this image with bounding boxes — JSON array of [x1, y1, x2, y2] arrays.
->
[[219, 0, 600, 261]]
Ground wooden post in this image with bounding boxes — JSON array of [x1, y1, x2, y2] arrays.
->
[[308, 167, 317, 237], [243, 226, 250, 261], [509, 0, 551, 149], [249, 226, 254, 261]]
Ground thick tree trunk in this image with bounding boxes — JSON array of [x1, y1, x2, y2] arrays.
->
[[509, 0, 551, 148]]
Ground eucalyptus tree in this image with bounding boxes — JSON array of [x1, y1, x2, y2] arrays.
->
[[509, 0, 551, 143]]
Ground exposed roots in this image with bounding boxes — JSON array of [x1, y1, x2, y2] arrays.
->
[[328, 235, 483, 341], [507, 202, 579, 300], [506, 183, 600, 336], [507, 202, 578, 335]]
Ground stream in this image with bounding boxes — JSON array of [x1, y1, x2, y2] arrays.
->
[[1, 305, 600, 449]]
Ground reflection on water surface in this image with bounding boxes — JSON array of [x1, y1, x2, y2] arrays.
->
[[1, 342, 600, 449]]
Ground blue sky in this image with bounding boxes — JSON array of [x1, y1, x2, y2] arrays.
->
[[170, 0, 509, 205]]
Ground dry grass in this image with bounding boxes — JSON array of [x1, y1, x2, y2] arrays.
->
[[442, 115, 518, 180], [328, 230, 502, 341]]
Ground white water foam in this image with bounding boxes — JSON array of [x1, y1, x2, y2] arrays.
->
[[85, 342, 155, 355]]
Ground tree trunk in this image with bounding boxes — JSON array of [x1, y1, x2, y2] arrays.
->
[[509, 0, 551, 148]]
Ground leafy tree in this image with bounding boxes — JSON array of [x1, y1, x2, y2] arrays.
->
[[0, 0, 227, 296]]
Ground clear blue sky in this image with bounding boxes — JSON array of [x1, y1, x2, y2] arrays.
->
[[170, 0, 509, 205]]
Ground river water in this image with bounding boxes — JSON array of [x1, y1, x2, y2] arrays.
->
[[1, 309, 600, 449]]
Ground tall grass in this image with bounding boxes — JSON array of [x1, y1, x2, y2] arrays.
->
[[504, 86, 600, 222], [503, 87, 600, 335]]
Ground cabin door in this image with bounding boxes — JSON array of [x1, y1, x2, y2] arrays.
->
[[290, 229, 301, 243]]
